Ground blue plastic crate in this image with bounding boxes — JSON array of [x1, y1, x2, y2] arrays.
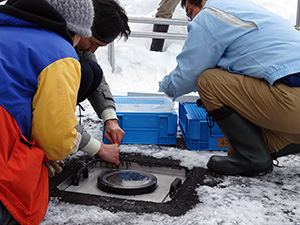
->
[[179, 102, 229, 150], [103, 96, 177, 145]]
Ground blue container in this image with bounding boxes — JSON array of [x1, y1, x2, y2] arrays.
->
[[179, 102, 228, 150], [103, 96, 177, 145]]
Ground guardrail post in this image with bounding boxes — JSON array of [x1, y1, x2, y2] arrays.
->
[[107, 17, 188, 70], [297, 0, 300, 27], [108, 42, 115, 72]]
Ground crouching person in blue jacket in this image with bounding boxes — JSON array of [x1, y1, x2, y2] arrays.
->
[[159, 0, 300, 176]]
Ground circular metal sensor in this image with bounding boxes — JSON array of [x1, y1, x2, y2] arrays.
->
[[97, 170, 157, 195]]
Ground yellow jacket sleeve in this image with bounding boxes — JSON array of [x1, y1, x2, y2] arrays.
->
[[31, 58, 81, 160]]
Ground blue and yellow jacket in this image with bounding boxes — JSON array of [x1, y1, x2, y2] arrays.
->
[[0, 0, 81, 160], [0, 1, 81, 223]]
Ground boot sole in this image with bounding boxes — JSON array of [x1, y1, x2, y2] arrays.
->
[[240, 164, 273, 177], [207, 159, 273, 177]]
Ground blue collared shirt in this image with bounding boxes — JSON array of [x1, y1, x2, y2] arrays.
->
[[159, 0, 300, 100]]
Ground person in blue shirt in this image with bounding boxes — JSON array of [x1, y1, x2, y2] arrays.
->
[[159, 0, 300, 176]]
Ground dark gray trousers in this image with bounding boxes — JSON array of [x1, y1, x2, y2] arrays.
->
[[0, 201, 19, 225]]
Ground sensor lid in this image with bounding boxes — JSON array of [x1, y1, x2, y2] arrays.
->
[[97, 170, 157, 195]]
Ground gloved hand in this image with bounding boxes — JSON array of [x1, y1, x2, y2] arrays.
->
[[46, 160, 65, 177]]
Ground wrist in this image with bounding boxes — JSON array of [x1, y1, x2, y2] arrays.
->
[[97, 143, 106, 158], [81, 137, 101, 156], [101, 108, 118, 124], [105, 119, 118, 127]]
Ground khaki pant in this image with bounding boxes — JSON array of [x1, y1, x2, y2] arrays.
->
[[197, 69, 300, 153], [155, 0, 181, 19]]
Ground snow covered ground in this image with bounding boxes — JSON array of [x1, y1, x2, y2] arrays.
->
[[41, 0, 300, 224]]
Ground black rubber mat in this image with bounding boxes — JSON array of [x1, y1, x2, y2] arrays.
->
[[49, 152, 224, 216]]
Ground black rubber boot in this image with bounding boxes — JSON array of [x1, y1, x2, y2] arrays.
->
[[206, 106, 273, 176], [150, 24, 169, 52], [271, 144, 300, 159]]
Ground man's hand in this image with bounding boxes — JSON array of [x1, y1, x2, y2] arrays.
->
[[97, 143, 120, 166], [46, 160, 65, 177], [104, 119, 125, 146]]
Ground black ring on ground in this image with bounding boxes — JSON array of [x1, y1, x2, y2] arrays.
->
[[97, 170, 157, 195]]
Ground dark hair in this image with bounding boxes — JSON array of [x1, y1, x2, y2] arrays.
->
[[92, 0, 131, 44], [181, 0, 204, 8], [69, 31, 76, 37]]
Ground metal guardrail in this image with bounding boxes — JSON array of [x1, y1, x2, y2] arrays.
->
[[128, 16, 188, 40], [108, 17, 189, 70], [129, 31, 187, 40], [128, 16, 188, 26], [297, 0, 300, 27]]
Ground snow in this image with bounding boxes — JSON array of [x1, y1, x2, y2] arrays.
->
[[41, 0, 300, 224]]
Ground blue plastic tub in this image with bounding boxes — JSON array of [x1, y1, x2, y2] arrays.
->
[[179, 102, 228, 150], [103, 96, 177, 145]]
